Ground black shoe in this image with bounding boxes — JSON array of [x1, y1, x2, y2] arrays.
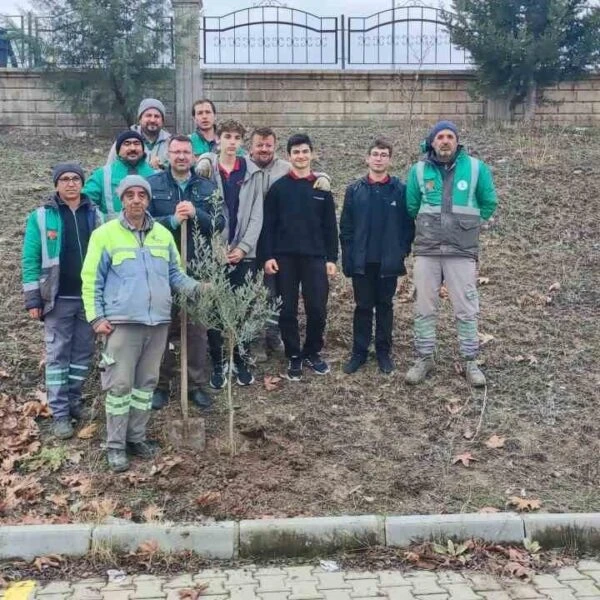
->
[[209, 364, 227, 390], [343, 353, 367, 374], [151, 388, 169, 410], [53, 417, 74, 440], [304, 353, 330, 375], [286, 356, 303, 381], [234, 360, 255, 386], [107, 449, 129, 472], [126, 440, 159, 459], [377, 352, 395, 374], [70, 404, 94, 421], [189, 388, 212, 409]]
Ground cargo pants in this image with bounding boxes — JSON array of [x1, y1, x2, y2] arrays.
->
[[100, 323, 169, 450], [413, 255, 479, 358]]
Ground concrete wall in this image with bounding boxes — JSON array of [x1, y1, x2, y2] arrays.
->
[[1, 68, 600, 135]]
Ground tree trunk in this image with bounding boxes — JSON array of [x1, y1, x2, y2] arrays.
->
[[524, 82, 537, 122]]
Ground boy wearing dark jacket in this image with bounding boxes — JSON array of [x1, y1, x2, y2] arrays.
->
[[339, 139, 415, 374], [263, 134, 338, 381]]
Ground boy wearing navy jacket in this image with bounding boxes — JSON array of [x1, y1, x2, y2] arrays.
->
[[339, 139, 415, 374], [262, 134, 338, 381]]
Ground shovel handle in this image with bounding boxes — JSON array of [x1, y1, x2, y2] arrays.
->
[[180, 219, 189, 426]]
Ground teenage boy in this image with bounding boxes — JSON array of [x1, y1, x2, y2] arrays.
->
[[339, 139, 415, 375], [204, 120, 264, 388], [262, 134, 338, 381]]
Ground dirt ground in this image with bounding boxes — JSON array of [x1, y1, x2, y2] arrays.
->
[[0, 123, 599, 526]]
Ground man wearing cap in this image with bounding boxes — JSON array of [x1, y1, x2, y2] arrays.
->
[[82, 175, 203, 472], [404, 121, 497, 387], [106, 98, 171, 169], [22, 163, 103, 440], [83, 130, 156, 219]]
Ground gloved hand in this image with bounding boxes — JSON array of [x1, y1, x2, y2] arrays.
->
[[195, 156, 213, 179], [314, 173, 331, 192]]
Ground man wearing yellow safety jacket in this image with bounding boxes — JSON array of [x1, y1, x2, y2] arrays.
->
[[404, 121, 497, 388], [81, 175, 203, 473]]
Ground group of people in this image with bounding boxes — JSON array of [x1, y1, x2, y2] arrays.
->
[[21, 96, 497, 472]]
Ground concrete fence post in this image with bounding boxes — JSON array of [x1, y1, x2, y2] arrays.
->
[[172, 0, 203, 134]]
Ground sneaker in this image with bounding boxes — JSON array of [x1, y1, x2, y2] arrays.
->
[[377, 353, 395, 374], [209, 364, 227, 390], [126, 440, 159, 459], [107, 449, 129, 472], [151, 388, 169, 410], [304, 353, 330, 375], [234, 360, 255, 386], [465, 360, 486, 387], [343, 353, 367, 374], [286, 356, 303, 381], [189, 388, 212, 409], [53, 417, 74, 440], [405, 355, 435, 385]]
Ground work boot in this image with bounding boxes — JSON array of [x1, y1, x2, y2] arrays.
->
[[151, 388, 169, 411], [189, 388, 212, 410], [126, 440, 159, 459], [70, 403, 94, 422], [107, 449, 129, 472], [465, 360, 486, 387], [376, 352, 395, 375], [405, 355, 435, 385], [343, 353, 367, 374], [53, 417, 74, 440]]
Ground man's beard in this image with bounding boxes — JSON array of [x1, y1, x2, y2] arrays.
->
[[141, 125, 160, 138]]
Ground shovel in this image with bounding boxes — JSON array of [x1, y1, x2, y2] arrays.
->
[[165, 218, 206, 451]]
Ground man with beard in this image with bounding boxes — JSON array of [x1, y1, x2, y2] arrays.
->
[[147, 135, 225, 411], [83, 130, 156, 219], [106, 98, 171, 169], [404, 121, 497, 387]]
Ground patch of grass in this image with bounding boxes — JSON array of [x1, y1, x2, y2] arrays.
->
[[22, 445, 69, 473]]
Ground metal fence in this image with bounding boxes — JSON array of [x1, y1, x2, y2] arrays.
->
[[0, 5, 470, 70]]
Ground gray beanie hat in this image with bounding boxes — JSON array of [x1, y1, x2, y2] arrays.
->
[[137, 98, 166, 120], [52, 162, 85, 185], [116, 175, 151, 200]]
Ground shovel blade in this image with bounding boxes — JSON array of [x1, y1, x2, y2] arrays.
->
[[166, 418, 206, 451]]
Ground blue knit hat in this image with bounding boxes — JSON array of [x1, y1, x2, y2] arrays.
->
[[115, 129, 145, 154], [428, 120, 459, 146]]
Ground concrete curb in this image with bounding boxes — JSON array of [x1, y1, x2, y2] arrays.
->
[[1, 513, 599, 561]]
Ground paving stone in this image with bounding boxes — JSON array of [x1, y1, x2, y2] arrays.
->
[[315, 573, 352, 590], [103, 592, 132, 600], [467, 576, 502, 592], [378, 573, 412, 588], [505, 584, 543, 599], [72, 583, 104, 600], [258, 593, 291, 600], [289, 581, 324, 600], [585, 576, 600, 586], [35, 595, 69, 600], [286, 568, 318, 582], [226, 570, 259, 586], [566, 581, 600, 597], [257, 576, 291, 593], [229, 584, 259, 600], [163, 576, 194, 589], [410, 578, 446, 596], [38, 583, 73, 595], [323, 592, 352, 600], [579, 563, 600, 572], [385, 589, 418, 600], [344, 573, 378, 581], [405, 574, 438, 580], [256, 569, 288, 577], [441, 584, 481, 600], [415, 595, 448, 600], [543, 591, 577, 600], [197, 579, 228, 596], [131, 580, 166, 599], [558, 570, 591, 582], [437, 574, 466, 585], [348, 579, 379, 597], [103, 581, 134, 593], [480, 593, 511, 600], [195, 570, 232, 580], [532, 576, 567, 591]]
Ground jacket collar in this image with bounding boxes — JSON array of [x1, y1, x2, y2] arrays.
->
[[131, 124, 171, 144], [426, 144, 466, 168], [118, 210, 155, 232], [43, 192, 93, 209]]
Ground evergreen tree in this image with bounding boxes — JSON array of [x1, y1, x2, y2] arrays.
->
[[445, 0, 600, 119], [33, 0, 173, 125]]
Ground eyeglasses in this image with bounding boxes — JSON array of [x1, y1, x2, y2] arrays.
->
[[57, 176, 82, 184]]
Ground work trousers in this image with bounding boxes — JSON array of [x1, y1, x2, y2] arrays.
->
[[100, 323, 169, 450], [413, 255, 479, 358], [276, 255, 329, 358], [44, 297, 95, 420], [352, 264, 398, 357]]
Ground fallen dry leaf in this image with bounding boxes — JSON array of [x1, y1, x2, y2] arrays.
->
[[141, 504, 164, 523], [22, 400, 52, 419], [195, 491, 222, 507], [59, 474, 93, 496], [485, 434, 506, 449], [478, 332, 495, 346], [454, 362, 464, 375], [150, 455, 184, 476], [452, 452, 477, 467], [33, 554, 64, 571], [47, 493, 69, 508], [136, 539, 159, 556], [77, 423, 98, 439], [548, 282, 561, 293], [479, 506, 500, 513], [178, 583, 209, 600], [463, 427, 475, 440], [477, 277, 490, 285], [504, 561, 533, 579], [446, 398, 463, 415], [507, 496, 542, 512], [0, 368, 9, 379], [263, 375, 282, 392]]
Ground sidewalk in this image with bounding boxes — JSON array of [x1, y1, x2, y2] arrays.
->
[[4, 560, 600, 600]]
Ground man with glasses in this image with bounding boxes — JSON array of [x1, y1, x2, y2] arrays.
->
[[83, 130, 156, 219], [22, 163, 103, 439], [147, 135, 224, 411], [340, 139, 415, 375]]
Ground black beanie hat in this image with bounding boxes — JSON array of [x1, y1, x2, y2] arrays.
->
[[52, 162, 85, 186], [115, 130, 145, 154]]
